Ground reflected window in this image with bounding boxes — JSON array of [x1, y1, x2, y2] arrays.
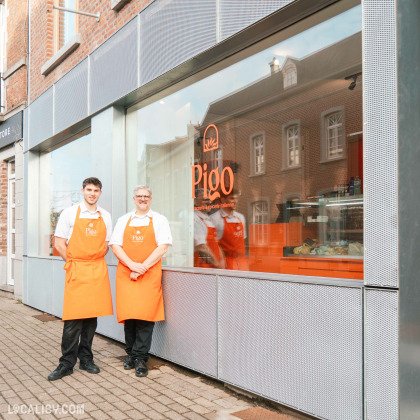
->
[[251, 133, 265, 176], [283, 62, 297, 88], [322, 108, 345, 161], [282, 123, 301, 168], [251, 200, 269, 245]]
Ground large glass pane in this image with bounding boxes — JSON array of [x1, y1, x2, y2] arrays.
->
[[127, 1, 363, 279], [39, 134, 92, 256]]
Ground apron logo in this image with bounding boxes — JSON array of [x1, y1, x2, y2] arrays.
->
[[86, 227, 97, 236], [234, 230, 243, 238], [89, 223, 94, 227], [132, 235, 144, 243], [136, 230, 140, 234]]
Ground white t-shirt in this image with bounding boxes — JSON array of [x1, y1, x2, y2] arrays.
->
[[54, 202, 113, 243], [109, 209, 172, 247], [194, 211, 216, 247], [210, 209, 247, 241]]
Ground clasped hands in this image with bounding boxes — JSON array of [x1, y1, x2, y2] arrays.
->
[[128, 261, 148, 281]]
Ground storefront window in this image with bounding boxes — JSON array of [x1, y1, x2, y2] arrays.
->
[[39, 133, 92, 256], [127, 0, 363, 279]]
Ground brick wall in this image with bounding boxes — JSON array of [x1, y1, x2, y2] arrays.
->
[[0, 161, 8, 257], [4, 0, 28, 113], [30, 0, 154, 103]]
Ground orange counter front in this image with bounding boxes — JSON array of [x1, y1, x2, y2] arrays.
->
[[248, 223, 363, 280]]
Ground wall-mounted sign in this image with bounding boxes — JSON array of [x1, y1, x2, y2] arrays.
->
[[0, 111, 23, 149]]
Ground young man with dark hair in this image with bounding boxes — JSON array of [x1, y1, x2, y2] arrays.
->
[[48, 177, 113, 381]]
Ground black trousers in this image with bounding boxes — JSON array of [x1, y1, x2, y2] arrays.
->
[[59, 317, 97, 368], [124, 319, 155, 362]]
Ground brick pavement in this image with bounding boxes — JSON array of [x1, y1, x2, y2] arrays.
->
[[0, 296, 303, 420]]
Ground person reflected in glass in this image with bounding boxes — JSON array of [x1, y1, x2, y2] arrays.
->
[[210, 189, 248, 270], [109, 185, 172, 378], [48, 177, 113, 381], [194, 189, 225, 269]]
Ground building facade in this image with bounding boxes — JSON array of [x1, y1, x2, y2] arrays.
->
[[18, 0, 420, 418], [0, 0, 26, 299]]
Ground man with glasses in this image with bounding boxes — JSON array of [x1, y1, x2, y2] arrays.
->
[[110, 185, 172, 377]]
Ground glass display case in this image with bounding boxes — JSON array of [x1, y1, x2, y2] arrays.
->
[[284, 194, 364, 259]]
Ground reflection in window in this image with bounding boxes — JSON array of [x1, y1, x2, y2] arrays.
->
[[327, 112, 344, 159], [283, 63, 297, 88], [126, 2, 363, 280], [38, 134, 92, 256], [251, 134, 265, 175], [287, 125, 300, 167], [251, 200, 269, 245]]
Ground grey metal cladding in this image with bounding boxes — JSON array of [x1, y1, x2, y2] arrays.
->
[[365, 289, 398, 420], [54, 59, 88, 134], [140, 0, 217, 86], [150, 271, 218, 378], [28, 88, 53, 149], [219, 0, 294, 41], [23, 107, 29, 152], [218, 276, 363, 420], [363, 0, 398, 287], [90, 17, 138, 115]]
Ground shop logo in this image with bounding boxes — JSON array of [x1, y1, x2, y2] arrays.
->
[[86, 228, 97, 237], [136, 230, 140, 234], [192, 123, 234, 201], [132, 235, 144, 242], [89, 223, 94, 227], [203, 124, 218, 152]]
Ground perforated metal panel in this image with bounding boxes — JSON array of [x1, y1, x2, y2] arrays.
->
[[363, 0, 398, 287], [218, 276, 363, 420], [219, 0, 294, 40], [150, 271, 218, 378], [28, 88, 53, 149], [90, 18, 138, 114], [139, 0, 217, 85], [54, 59, 88, 134], [365, 288, 398, 420]]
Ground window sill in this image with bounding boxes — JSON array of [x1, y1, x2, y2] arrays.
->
[[248, 172, 265, 178], [41, 34, 81, 76], [319, 156, 346, 164], [281, 165, 302, 172], [111, 0, 132, 11]]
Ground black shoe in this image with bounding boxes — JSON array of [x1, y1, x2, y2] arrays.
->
[[134, 359, 148, 377], [48, 364, 74, 381], [79, 360, 100, 374], [124, 356, 135, 370]]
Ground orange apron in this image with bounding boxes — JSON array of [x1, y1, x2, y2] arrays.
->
[[194, 214, 221, 268], [115, 216, 164, 323], [62, 206, 113, 321], [220, 215, 248, 270]]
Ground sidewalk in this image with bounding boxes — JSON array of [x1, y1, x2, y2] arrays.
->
[[0, 296, 306, 420]]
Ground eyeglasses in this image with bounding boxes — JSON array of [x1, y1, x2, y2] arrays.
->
[[136, 195, 151, 200]]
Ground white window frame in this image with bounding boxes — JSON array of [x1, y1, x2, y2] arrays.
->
[[7, 160, 15, 286], [250, 199, 270, 245], [250, 132, 265, 176], [282, 121, 301, 170], [283, 62, 297, 89], [320, 106, 346, 162], [211, 146, 223, 172]]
